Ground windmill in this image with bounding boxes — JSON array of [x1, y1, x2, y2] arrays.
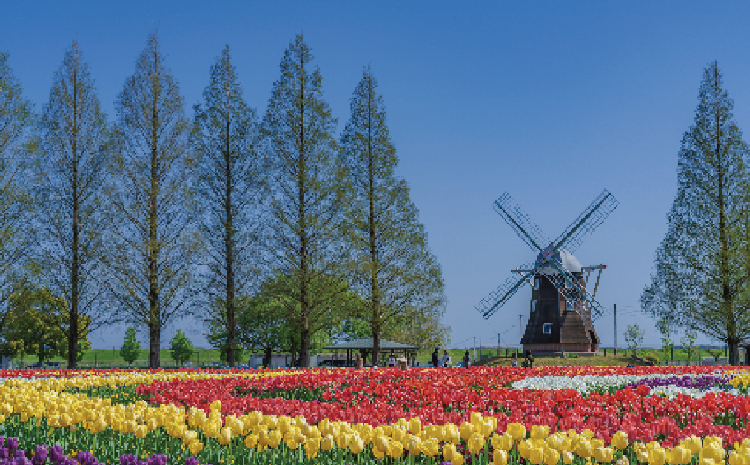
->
[[476, 189, 618, 353]]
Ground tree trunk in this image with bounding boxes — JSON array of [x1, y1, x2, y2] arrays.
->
[[728, 338, 740, 366], [373, 330, 381, 367], [300, 318, 310, 368], [263, 346, 272, 368], [69, 64, 80, 370], [225, 106, 236, 368], [149, 323, 160, 368]]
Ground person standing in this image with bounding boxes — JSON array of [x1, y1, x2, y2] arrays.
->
[[355, 352, 364, 369], [462, 350, 470, 368], [432, 348, 439, 367], [441, 350, 451, 367], [387, 352, 397, 367], [525, 350, 534, 368]]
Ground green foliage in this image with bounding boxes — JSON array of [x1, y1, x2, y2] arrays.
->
[[645, 351, 659, 365], [2, 284, 90, 363], [681, 329, 698, 364], [656, 317, 674, 364], [641, 61, 750, 366], [624, 324, 644, 357], [169, 330, 194, 367], [708, 348, 724, 360], [339, 67, 448, 359], [120, 326, 141, 365]]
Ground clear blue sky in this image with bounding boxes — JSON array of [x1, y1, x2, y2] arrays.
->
[[3, 1, 750, 351]]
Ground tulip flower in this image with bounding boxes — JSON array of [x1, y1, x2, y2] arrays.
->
[[494, 449, 509, 465], [507, 422, 526, 441]]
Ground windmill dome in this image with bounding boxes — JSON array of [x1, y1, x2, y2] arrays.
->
[[536, 248, 582, 274]]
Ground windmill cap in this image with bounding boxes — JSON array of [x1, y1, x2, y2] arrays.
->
[[536, 248, 582, 273]]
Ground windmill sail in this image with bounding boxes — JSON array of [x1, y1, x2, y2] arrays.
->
[[493, 193, 550, 252], [476, 263, 536, 319], [550, 189, 619, 255]]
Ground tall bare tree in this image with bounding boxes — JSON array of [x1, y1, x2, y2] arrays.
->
[[262, 34, 346, 367], [193, 45, 261, 367], [105, 31, 198, 368], [340, 67, 447, 364], [0, 51, 33, 337], [641, 61, 750, 365], [33, 41, 109, 368]]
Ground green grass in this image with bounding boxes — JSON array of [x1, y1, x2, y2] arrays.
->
[[17, 348, 225, 367]]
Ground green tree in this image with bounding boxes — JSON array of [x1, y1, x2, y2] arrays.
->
[[0, 51, 33, 338], [103, 31, 198, 368], [641, 62, 750, 366], [120, 326, 141, 366], [194, 46, 261, 368], [2, 284, 89, 365], [170, 329, 194, 367], [32, 41, 109, 369], [262, 35, 347, 367], [681, 329, 698, 365], [656, 316, 674, 365], [339, 67, 447, 364], [623, 324, 644, 358]]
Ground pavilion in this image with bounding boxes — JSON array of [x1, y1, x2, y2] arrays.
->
[[323, 338, 419, 367]]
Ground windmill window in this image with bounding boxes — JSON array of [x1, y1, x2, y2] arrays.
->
[[543, 323, 553, 334]]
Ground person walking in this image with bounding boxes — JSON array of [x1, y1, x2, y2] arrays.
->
[[441, 350, 451, 367], [462, 350, 470, 368], [432, 348, 439, 367]]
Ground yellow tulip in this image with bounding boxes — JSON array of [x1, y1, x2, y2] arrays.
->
[[445, 424, 461, 444], [244, 434, 258, 449], [611, 431, 629, 450], [337, 432, 350, 450], [562, 451, 574, 465], [681, 436, 702, 456], [266, 430, 282, 448], [392, 426, 407, 443], [350, 435, 365, 454], [672, 446, 692, 465], [305, 437, 320, 459], [452, 452, 465, 465], [649, 447, 666, 465], [545, 447, 561, 465], [507, 423, 526, 441], [188, 441, 203, 455], [263, 415, 278, 429], [519, 440, 533, 459], [321, 435, 335, 451], [374, 434, 390, 452], [492, 433, 514, 451], [460, 422, 475, 441], [700, 459, 716, 465], [577, 439, 593, 459], [373, 447, 385, 459], [277, 415, 290, 434], [183, 430, 198, 445], [422, 438, 439, 457], [134, 425, 148, 439], [443, 443, 456, 461], [530, 447, 545, 465], [701, 445, 725, 463], [219, 427, 233, 446], [494, 449, 509, 465], [409, 417, 422, 434], [728, 451, 744, 465], [616, 456, 630, 465], [209, 400, 221, 413], [388, 439, 404, 459], [246, 410, 262, 426], [594, 447, 614, 463], [468, 434, 485, 455], [531, 425, 550, 440]]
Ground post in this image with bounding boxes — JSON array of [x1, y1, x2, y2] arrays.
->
[[613, 304, 617, 355], [519, 314, 523, 340], [473, 337, 476, 363]]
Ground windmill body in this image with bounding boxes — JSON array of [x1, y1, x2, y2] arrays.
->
[[476, 190, 618, 354]]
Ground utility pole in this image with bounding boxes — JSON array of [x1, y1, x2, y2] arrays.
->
[[473, 337, 477, 363], [519, 314, 523, 340], [613, 304, 617, 355]]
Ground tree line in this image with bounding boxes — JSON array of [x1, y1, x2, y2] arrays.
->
[[0, 32, 449, 369], [642, 61, 750, 366]]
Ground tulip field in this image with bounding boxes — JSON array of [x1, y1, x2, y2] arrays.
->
[[3, 366, 750, 465]]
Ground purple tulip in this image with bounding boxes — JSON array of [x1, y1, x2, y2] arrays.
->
[[146, 455, 167, 465], [0, 437, 5, 448], [0, 448, 9, 460], [32, 446, 47, 465], [6, 439, 18, 452], [49, 446, 65, 465], [118, 455, 138, 465], [184, 458, 199, 465], [14, 451, 25, 459]]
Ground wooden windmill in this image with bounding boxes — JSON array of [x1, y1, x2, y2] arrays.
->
[[476, 190, 618, 353]]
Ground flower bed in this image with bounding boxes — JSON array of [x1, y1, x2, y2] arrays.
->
[[2, 366, 750, 465]]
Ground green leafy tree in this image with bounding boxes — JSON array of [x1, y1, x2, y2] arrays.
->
[[681, 329, 698, 365], [120, 326, 141, 366], [32, 41, 109, 369], [2, 284, 90, 365], [103, 31, 198, 368], [624, 324, 644, 358], [0, 51, 33, 337], [194, 46, 261, 368], [262, 35, 347, 367], [339, 67, 448, 363], [656, 317, 674, 365], [169, 329, 194, 367], [641, 61, 750, 365]]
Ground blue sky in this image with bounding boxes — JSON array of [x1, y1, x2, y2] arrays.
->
[[3, 1, 750, 351]]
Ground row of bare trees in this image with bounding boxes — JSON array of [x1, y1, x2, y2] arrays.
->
[[0, 32, 448, 368]]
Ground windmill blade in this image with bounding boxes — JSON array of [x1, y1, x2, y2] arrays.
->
[[494, 193, 551, 252], [544, 260, 605, 323], [476, 264, 537, 319], [550, 189, 619, 255]]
